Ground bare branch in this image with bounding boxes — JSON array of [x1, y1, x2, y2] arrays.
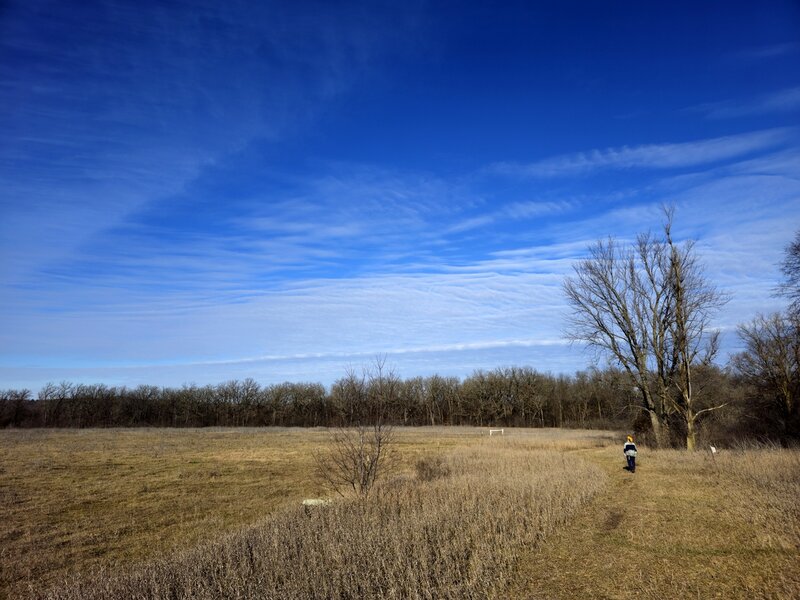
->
[[694, 402, 729, 418]]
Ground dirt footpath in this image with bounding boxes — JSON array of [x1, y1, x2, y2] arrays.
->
[[509, 446, 799, 600]]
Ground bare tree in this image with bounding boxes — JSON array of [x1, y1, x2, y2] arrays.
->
[[778, 229, 800, 316], [564, 210, 725, 448], [314, 422, 394, 498], [733, 312, 800, 440], [314, 357, 396, 498], [564, 232, 673, 445], [330, 367, 368, 426]]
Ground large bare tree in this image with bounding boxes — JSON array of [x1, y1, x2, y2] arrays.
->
[[564, 210, 725, 448], [778, 229, 800, 317]]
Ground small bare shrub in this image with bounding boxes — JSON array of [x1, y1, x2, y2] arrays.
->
[[314, 358, 398, 498], [414, 454, 451, 482], [314, 422, 394, 498]]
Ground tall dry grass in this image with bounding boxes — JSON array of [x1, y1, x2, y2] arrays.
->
[[643, 445, 800, 551], [706, 447, 800, 552], [39, 438, 606, 600]]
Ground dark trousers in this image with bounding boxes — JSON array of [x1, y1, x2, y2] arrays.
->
[[626, 455, 636, 472]]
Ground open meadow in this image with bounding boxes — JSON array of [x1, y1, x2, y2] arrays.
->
[[0, 428, 798, 599]]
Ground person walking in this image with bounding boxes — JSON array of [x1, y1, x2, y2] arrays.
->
[[623, 435, 637, 472]]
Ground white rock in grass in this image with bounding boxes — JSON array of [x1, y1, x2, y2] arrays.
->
[[302, 498, 330, 507]]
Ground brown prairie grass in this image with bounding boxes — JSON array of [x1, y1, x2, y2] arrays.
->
[[0, 428, 329, 599], [0, 427, 608, 599], [37, 436, 607, 599]]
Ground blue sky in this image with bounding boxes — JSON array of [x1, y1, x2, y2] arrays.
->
[[1, 0, 799, 391]]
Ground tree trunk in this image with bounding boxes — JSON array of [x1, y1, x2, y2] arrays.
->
[[686, 412, 696, 451], [649, 409, 665, 447]]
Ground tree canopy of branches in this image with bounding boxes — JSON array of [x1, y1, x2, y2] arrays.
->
[[778, 229, 800, 316], [564, 210, 726, 449], [733, 312, 800, 441], [1, 361, 754, 444]]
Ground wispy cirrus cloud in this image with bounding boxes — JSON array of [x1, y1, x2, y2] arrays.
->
[[3, 147, 797, 390], [1, 161, 480, 326], [444, 200, 577, 234], [692, 87, 800, 119], [0, 338, 581, 392], [489, 128, 792, 178], [732, 42, 799, 62], [445, 215, 497, 235], [40, 161, 584, 297], [0, 1, 428, 286], [0, 267, 571, 372]]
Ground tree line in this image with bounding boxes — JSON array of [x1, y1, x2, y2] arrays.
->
[[0, 357, 791, 446], [0, 366, 634, 430]]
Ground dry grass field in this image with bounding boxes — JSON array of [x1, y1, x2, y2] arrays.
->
[[1, 427, 798, 599], [0, 428, 326, 597], [0, 427, 608, 598]]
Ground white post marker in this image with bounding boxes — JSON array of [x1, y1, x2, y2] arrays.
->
[[489, 428, 504, 436]]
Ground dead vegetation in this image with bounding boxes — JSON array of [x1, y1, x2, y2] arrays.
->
[[36, 437, 606, 599], [0, 427, 605, 599], [314, 423, 395, 498]]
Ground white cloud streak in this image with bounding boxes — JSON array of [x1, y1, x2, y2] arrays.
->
[[732, 42, 800, 62], [3, 67, 798, 393], [489, 128, 792, 177], [695, 87, 800, 119]]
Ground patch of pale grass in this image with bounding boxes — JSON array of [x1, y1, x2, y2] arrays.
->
[[642, 446, 800, 548], [39, 438, 607, 599]]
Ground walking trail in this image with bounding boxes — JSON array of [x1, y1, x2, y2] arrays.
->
[[508, 445, 798, 599]]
